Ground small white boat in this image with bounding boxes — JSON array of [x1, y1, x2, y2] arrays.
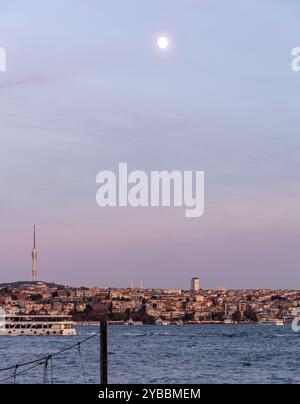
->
[[155, 319, 170, 326], [124, 318, 143, 326], [223, 319, 235, 324], [0, 315, 77, 336]]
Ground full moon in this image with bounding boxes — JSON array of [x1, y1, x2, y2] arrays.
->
[[157, 37, 169, 50]]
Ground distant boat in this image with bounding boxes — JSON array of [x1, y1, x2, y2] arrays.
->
[[258, 320, 275, 325], [223, 319, 235, 324], [155, 319, 170, 326], [258, 320, 284, 326], [0, 315, 77, 336], [124, 318, 143, 326]]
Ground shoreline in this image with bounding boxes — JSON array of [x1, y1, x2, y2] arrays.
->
[[75, 321, 282, 326]]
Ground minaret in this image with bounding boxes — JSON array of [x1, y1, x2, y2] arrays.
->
[[32, 225, 38, 282]]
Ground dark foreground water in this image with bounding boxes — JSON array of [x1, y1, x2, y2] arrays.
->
[[0, 324, 299, 384]]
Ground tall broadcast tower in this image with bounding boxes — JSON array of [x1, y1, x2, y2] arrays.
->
[[32, 225, 38, 282]]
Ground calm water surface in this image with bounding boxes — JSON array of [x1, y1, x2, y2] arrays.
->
[[0, 325, 299, 384]]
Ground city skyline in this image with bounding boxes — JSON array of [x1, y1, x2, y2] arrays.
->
[[1, 1, 300, 289]]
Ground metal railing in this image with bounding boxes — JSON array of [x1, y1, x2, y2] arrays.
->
[[0, 320, 108, 385]]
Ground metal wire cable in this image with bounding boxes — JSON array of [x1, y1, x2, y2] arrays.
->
[[0, 332, 100, 384], [0, 332, 100, 373], [0, 361, 46, 384], [50, 356, 54, 384], [13, 365, 19, 384], [43, 356, 50, 384], [77, 342, 87, 384]]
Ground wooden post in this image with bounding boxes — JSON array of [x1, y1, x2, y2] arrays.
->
[[100, 320, 108, 384]]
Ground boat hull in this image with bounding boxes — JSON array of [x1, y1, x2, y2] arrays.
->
[[0, 328, 77, 336]]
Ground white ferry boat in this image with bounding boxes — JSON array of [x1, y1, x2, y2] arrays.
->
[[0, 315, 77, 336]]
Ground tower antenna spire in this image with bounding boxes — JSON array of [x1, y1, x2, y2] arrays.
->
[[32, 225, 38, 282]]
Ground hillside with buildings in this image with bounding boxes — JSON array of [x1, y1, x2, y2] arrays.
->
[[0, 281, 299, 325]]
